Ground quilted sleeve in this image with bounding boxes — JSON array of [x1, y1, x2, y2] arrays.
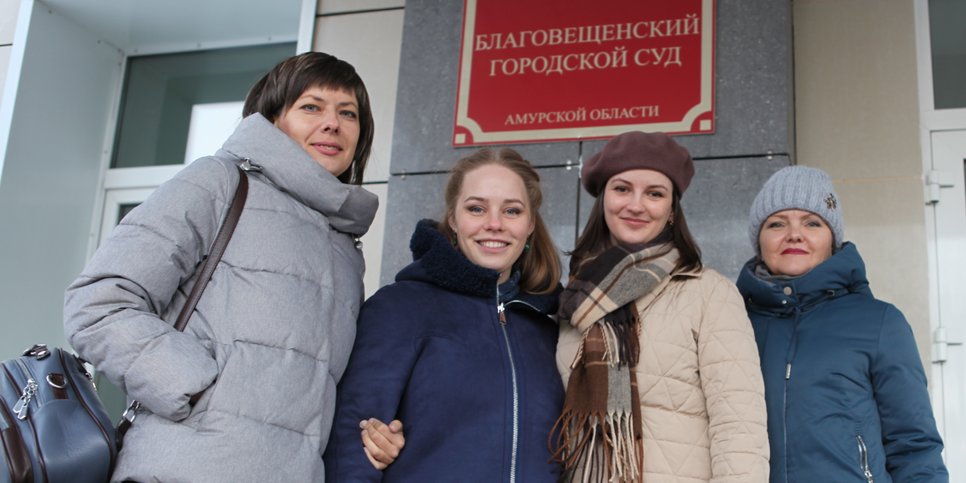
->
[[696, 272, 770, 483], [63, 158, 232, 421]]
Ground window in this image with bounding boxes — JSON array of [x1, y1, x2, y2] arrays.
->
[[111, 42, 295, 168], [929, 0, 966, 109]]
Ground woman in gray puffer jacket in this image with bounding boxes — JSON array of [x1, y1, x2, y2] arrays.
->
[[63, 52, 378, 482]]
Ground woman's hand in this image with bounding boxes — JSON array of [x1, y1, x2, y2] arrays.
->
[[359, 418, 406, 470]]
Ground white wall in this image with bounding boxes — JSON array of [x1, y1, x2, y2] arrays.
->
[[0, 47, 10, 110], [0, 2, 122, 356], [314, 0, 405, 297], [0, 0, 22, 155], [0, 0, 19, 87]]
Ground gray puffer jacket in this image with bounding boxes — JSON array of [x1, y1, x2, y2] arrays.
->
[[64, 114, 378, 482]]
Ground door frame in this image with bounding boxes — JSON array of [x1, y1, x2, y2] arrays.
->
[[914, 0, 966, 467], [924, 130, 966, 473]]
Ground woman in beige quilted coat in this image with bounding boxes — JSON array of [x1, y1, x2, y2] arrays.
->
[[551, 131, 769, 483]]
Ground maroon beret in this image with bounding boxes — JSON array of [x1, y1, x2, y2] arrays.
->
[[581, 131, 695, 197]]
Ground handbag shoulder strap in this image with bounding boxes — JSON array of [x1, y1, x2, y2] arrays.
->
[[117, 163, 252, 443], [173, 164, 250, 332]]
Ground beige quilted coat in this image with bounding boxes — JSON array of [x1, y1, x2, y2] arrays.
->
[[557, 267, 769, 483]]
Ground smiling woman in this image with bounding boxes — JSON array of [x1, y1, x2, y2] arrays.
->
[[273, 86, 361, 177], [757, 209, 834, 277], [448, 163, 535, 283], [242, 52, 375, 185], [737, 166, 947, 482], [553, 131, 769, 483], [64, 51, 379, 482], [324, 148, 565, 482], [601, 168, 674, 247]]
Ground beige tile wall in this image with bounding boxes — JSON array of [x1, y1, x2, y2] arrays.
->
[[317, 0, 404, 15], [794, 0, 934, 370], [312, 4, 404, 297]]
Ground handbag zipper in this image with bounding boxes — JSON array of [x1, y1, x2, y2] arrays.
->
[[12, 379, 37, 420], [11, 359, 41, 420], [2, 364, 49, 481]]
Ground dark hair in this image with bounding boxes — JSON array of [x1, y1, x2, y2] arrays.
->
[[243, 51, 374, 185], [437, 148, 561, 295], [568, 188, 702, 276]]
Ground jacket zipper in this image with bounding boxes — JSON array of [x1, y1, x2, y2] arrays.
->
[[780, 307, 803, 483], [497, 298, 520, 483], [781, 349, 791, 483], [856, 435, 874, 483]]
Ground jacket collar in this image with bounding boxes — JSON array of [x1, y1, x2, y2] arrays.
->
[[397, 219, 559, 316], [737, 242, 872, 314], [218, 113, 378, 236]]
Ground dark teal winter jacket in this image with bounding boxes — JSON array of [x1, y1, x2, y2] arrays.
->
[[737, 242, 947, 483]]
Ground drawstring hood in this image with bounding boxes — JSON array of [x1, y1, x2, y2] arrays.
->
[[739, 243, 865, 381], [740, 242, 869, 318]]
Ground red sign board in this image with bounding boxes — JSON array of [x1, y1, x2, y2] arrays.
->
[[454, 0, 715, 146]]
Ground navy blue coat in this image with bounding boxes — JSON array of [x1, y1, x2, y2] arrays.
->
[[736, 243, 947, 483], [324, 219, 564, 482]]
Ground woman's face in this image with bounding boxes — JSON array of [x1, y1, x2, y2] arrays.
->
[[602, 169, 674, 246], [449, 164, 534, 284], [274, 85, 360, 177], [758, 209, 834, 277]]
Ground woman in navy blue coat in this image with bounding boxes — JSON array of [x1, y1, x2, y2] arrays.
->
[[736, 166, 947, 482], [324, 148, 564, 482]]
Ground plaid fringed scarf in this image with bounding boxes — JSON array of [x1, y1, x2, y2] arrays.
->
[[550, 243, 679, 483]]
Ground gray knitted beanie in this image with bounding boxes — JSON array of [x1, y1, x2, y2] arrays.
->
[[749, 165, 844, 253]]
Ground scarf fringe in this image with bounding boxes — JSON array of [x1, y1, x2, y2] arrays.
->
[[551, 409, 644, 483]]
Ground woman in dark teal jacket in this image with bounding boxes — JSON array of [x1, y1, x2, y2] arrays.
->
[[324, 148, 564, 482], [736, 166, 947, 483]]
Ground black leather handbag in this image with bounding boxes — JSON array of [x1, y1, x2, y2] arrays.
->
[[1, 344, 117, 483]]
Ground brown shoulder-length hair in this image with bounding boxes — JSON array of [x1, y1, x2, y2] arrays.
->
[[437, 148, 561, 295], [243, 51, 374, 185], [568, 188, 702, 276]]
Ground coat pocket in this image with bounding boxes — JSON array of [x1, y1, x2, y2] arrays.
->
[[202, 344, 324, 434]]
